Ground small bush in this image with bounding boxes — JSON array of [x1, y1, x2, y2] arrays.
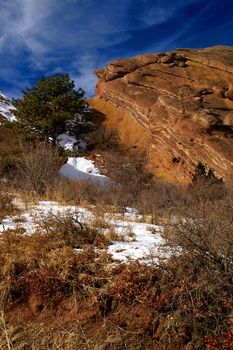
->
[[0, 191, 20, 222], [34, 210, 110, 249], [151, 198, 233, 349], [0, 227, 111, 308], [16, 142, 63, 194]]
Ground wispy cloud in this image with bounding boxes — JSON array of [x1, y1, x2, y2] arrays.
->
[[71, 54, 98, 96], [0, 0, 232, 97], [0, 0, 132, 95]]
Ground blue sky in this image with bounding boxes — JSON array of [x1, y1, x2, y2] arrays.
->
[[0, 0, 233, 98]]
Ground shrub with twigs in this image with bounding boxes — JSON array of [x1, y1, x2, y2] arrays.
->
[[151, 198, 233, 350], [0, 190, 20, 223], [16, 142, 63, 195]]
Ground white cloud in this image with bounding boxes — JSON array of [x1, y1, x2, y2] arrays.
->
[[0, 0, 203, 97], [71, 54, 99, 97], [0, 0, 133, 64], [138, 0, 199, 27], [0, 0, 134, 95], [73, 69, 97, 97]]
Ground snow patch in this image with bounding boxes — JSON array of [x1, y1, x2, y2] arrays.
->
[[0, 200, 165, 263], [57, 133, 78, 151], [59, 157, 108, 183], [57, 132, 107, 183], [0, 201, 92, 235], [107, 220, 163, 262], [57, 132, 86, 151], [0, 92, 16, 122]]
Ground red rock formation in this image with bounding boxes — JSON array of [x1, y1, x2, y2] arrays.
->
[[91, 46, 233, 184]]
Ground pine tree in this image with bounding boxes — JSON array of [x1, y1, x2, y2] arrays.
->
[[12, 74, 88, 145]]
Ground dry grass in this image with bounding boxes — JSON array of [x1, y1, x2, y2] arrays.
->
[[0, 154, 232, 349], [0, 229, 111, 309], [90, 207, 111, 230], [0, 201, 232, 350], [148, 198, 233, 350], [105, 227, 126, 242], [0, 191, 21, 223], [16, 142, 63, 195], [0, 310, 148, 350], [14, 189, 40, 208], [124, 225, 136, 241], [0, 312, 94, 350]]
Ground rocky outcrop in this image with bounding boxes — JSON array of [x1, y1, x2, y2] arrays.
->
[[91, 46, 233, 184]]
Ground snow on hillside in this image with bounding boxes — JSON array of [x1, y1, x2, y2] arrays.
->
[[0, 200, 164, 263], [57, 133, 79, 151], [59, 157, 109, 183], [57, 132, 108, 183], [57, 132, 87, 152], [0, 92, 16, 122], [108, 220, 163, 262]]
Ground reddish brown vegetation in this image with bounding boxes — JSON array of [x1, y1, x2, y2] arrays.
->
[[0, 145, 232, 349], [0, 196, 232, 350]]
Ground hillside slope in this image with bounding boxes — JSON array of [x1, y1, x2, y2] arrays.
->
[[91, 46, 233, 184]]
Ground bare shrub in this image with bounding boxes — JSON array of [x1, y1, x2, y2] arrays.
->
[[0, 191, 20, 223], [47, 177, 111, 206], [151, 198, 233, 349], [105, 227, 126, 242], [138, 181, 187, 224], [87, 126, 120, 151], [34, 211, 110, 249], [16, 142, 63, 195], [0, 199, 232, 350], [42, 149, 187, 225], [0, 227, 111, 308]]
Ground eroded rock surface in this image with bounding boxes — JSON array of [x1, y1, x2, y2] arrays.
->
[[92, 46, 233, 184]]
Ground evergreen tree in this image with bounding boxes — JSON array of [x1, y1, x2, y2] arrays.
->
[[12, 74, 88, 144]]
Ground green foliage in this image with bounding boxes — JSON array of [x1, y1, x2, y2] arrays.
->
[[12, 73, 88, 144], [0, 126, 22, 177], [62, 149, 86, 158]]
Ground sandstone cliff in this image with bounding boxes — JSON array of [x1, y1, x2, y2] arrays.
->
[[90, 46, 233, 184]]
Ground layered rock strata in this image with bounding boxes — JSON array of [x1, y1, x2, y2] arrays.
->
[[91, 46, 233, 184]]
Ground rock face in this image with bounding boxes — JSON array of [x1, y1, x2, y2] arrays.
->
[[91, 46, 233, 184]]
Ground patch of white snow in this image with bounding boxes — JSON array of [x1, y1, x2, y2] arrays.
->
[[0, 201, 92, 234], [107, 220, 164, 262], [57, 133, 78, 151], [0, 199, 165, 263], [59, 157, 109, 183], [0, 92, 16, 122]]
